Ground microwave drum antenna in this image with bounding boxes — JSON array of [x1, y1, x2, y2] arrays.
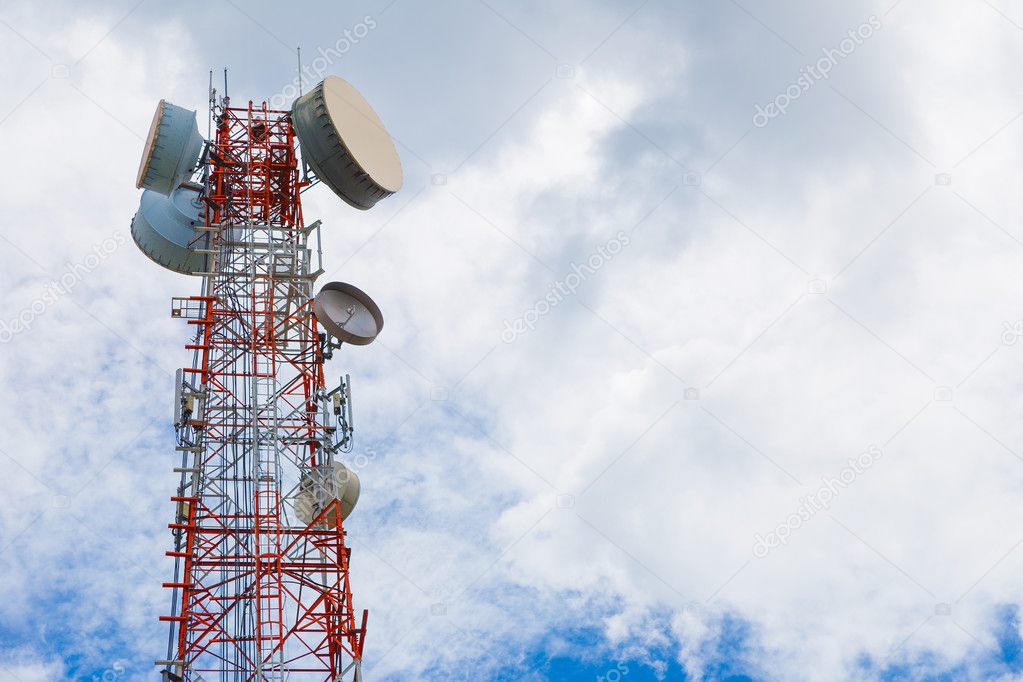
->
[[136, 99, 205, 196], [313, 281, 384, 346], [295, 461, 361, 526], [291, 76, 403, 210], [130, 186, 208, 275]]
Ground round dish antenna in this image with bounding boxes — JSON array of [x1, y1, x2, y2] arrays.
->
[[136, 99, 204, 196], [294, 461, 361, 526], [313, 282, 384, 346], [130, 186, 208, 275], [292, 76, 403, 210]]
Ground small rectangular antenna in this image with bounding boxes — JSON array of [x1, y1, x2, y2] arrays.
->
[[174, 368, 183, 426], [345, 373, 353, 433]]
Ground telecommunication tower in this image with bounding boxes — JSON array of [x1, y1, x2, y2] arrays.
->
[[130, 72, 402, 681]]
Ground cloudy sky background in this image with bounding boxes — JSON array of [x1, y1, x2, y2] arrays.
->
[[2, 0, 1023, 680]]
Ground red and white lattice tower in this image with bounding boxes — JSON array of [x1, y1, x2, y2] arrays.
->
[[132, 74, 402, 682]]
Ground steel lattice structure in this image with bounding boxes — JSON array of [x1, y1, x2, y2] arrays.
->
[[158, 97, 366, 682]]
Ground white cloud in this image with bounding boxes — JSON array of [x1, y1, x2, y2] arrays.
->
[[4, 1, 1023, 681], [0, 648, 66, 682]]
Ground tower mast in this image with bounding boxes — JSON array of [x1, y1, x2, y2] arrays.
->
[[132, 74, 402, 682], [162, 98, 363, 681]]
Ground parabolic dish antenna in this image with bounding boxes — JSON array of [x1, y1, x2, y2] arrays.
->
[[313, 282, 384, 346], [136, 99, 204, 196], [291, 76, 403, 210], [130, 186, 208, 275], [294, 461, 361, 526]]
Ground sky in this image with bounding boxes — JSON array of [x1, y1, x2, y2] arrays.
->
[[2, 0, 1023, 680]]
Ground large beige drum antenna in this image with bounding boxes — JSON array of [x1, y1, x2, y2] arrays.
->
[[292, 76, 403, 210], [294, 461, 361, 527]]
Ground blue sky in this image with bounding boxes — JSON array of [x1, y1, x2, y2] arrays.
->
[[4, 0, 1023, 680]]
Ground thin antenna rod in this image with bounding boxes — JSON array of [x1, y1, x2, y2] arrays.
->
[[207, 69, 214, 138], [297, 47, 303, 96]]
